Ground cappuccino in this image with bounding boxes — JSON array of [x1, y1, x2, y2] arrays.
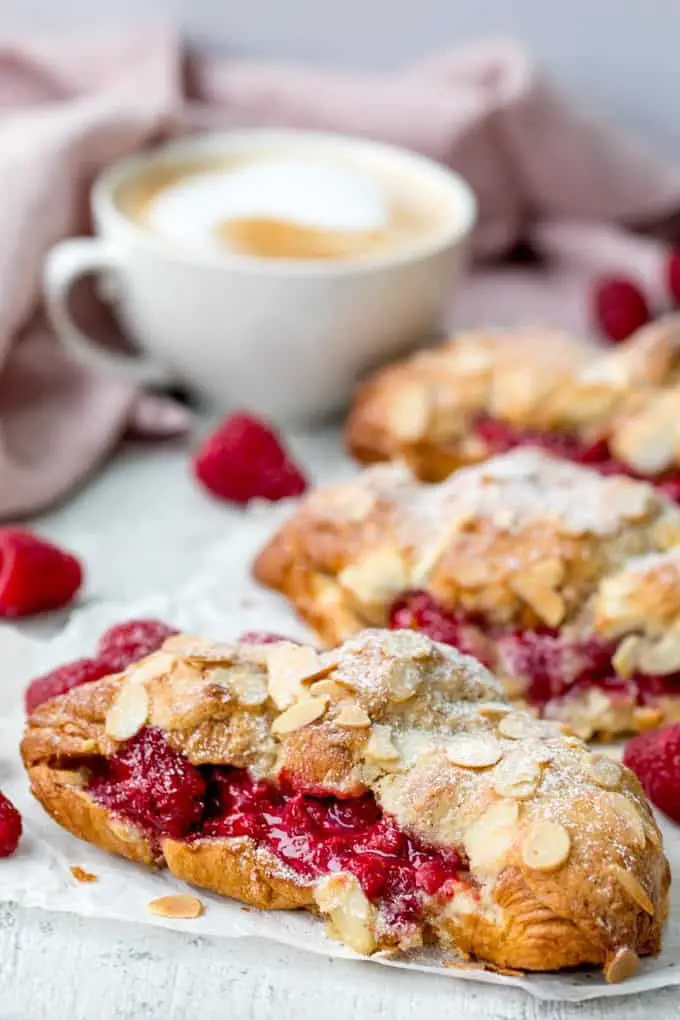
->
[[116, 150, 450, 262]]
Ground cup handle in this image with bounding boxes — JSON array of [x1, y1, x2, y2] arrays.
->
[[44, 237, 173, 386]]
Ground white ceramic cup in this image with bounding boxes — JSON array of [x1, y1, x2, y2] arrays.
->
[[44, 130, 477, 422]]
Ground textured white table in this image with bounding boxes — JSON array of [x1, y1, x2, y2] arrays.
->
[[3, 430, 680, 1019]]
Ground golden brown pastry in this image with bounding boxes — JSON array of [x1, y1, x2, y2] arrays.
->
[[254, 448, 680, 739], [22, 629, 668, 980], [345, 316, 680, 498]]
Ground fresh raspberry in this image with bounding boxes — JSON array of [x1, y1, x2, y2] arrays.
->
[[592, 276, 650, 343], [624, 724, 680, 822], [25, 657, 113, 713], [0, 792, 22, 857], [666, 248, 680, 306], [97, 619, 179, 671], [0, 528, 82, 617], [496, 631, 614, 706], [193, 413, 308, 505]]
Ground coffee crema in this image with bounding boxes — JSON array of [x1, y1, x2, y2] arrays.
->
[[115, 151, 449, 262]]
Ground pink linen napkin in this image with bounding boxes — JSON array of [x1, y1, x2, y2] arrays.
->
[[1, 29, 680, 519]]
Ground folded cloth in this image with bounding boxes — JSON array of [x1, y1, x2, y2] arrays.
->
[[1, 28, 680, 518]]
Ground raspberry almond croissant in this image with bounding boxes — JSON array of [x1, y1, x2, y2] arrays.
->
[[22, 629, 668, 981]]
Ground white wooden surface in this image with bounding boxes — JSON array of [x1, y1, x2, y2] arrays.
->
[[2, 431, 680, 1019]]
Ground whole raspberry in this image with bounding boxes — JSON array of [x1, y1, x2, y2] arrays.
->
[[0, 792, 22, 856], [623, 724, 680, 822], [98, 618, 179, 671], [592, 276, 650, 343], [193, 413, 308, 505], [0, 528, 82, 617], [25, 657, 113, 713], [666, 249, 680, 306]]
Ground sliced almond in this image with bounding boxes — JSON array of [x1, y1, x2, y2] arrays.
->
[[364, 725, 400, 764], [609, 794, 646, 849], [147, 894, 204, 919], [612, 635, 641, 680], [498, 712, 543, 740], [271, 696, 328, 736], [492, 758, 541, 800], [605, 947, 639, 984], [109, 818, 141, 844], [521, 821, 571, 872], [510, 570, 565, 627], [611, 865, 654, 915], [266, 643, 333, 710], [335, 701, 371, 728], [212, 665, 268, 707], [464, 800, 519, 872], [644, 821, 661, 847], [127, 651, 176, 684], [633, 706, 663, 731], [105, 682, 149, 741], [308, 677, 346, 701], [477, 702, 512, 721], [446, 733, 503, 769], [53, 769, 87, 788], [338, 548, 410, 607], [314, 873, 376, 954], [588, 755, 621, 790], [638, 631, 680, 675], [388, 383, 431, 442]]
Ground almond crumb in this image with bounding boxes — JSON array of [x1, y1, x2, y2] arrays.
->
[[147, 894, 204, 919], [70, 865, 97, 883]]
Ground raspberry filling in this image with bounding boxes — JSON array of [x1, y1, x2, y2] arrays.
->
[[473, 415, 680, 503], [87, 727, 467, 927], [390, 591, 680, 710]]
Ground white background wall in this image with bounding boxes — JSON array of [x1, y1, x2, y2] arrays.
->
[[2, 0, 679, 158]]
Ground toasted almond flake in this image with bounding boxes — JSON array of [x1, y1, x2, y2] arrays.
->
[[212, 665, 269, 707], [388, 383, 431, 442], [335, 701, 371, 728], [338, 548, 410, 606], [492, 759, 541, 800], [446, 733, 503, 769], [605, 947, 639, 984], [633, 706, 663, 731], [70, 866, 97, 883], [148, 894, 204, 919], [109, 818, 140, 844], [522, 821, 571, 872], [477, 702, 512, 721], [105, 682, 149, 741], [314, 873, 376, 954], [638, 631, 680, 675], [645, 822, 661, 847], [609, 794, 646, 849], [308, 677, 346, 701], [364, 725, 400, 764], [612, 636, 641, 680], [464, 800, 519, 871], [510, 572, 565, 627], [611, 865, 654, 915], [127, 652, 176, 684], [266, 643, 333, 710], [272, 696, 328, 735], [588, 755, 621, 790], [498, 712, 542, 740]]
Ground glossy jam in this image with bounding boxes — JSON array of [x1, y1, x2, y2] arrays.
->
[[88, 728, 466, 927], [390, 591, 680, 710], [473, 415, 680, 503]]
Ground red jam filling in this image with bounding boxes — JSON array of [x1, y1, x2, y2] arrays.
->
[[390, 591, 680, 711], [473, 415, 680, 503], [88, 728, 467, 927]]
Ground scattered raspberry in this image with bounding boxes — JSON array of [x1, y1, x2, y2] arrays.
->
[[25, 657, 114, 713], [193, 413, 308, 505], [624, 724, 680, 822], [666, 249, 680, 306], [0, 528, 82, 617], [98, 618, 179, 671], [0, 792, 22, 857], [592, 276, 650, 343]]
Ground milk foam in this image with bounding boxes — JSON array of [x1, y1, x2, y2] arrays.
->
[[145, 157, 388, 249]]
